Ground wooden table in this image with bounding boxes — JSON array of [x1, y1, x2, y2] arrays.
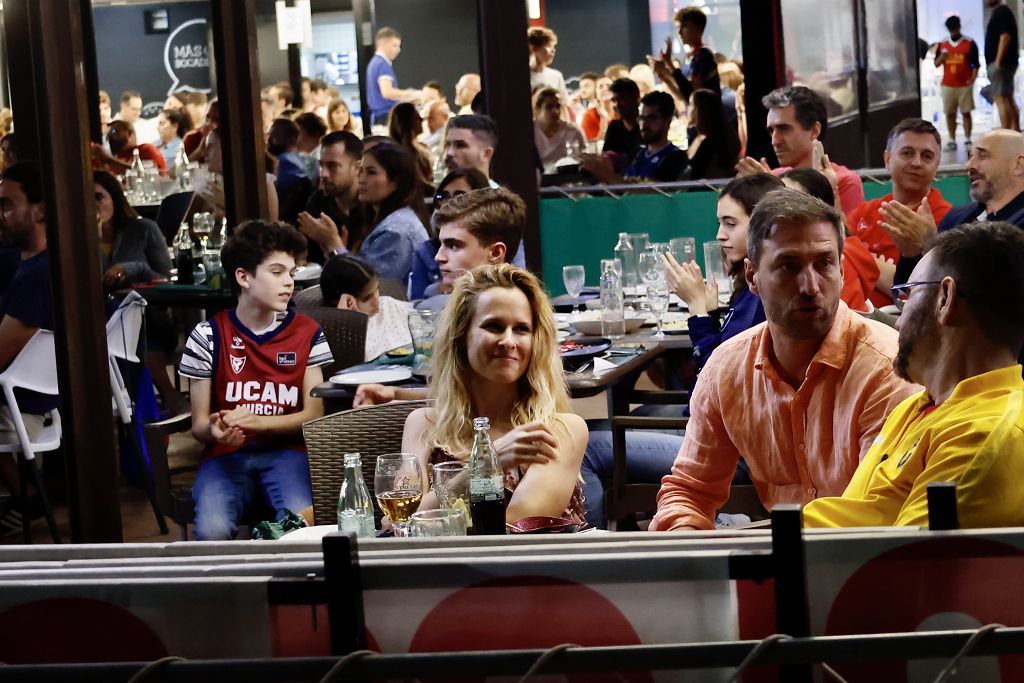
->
[[311, 327, 692, 415], [135, 283, 236, 312]]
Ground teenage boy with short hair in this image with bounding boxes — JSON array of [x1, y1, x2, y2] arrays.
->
[[354, 188, 524, 407], [179, 221, 333, 540]]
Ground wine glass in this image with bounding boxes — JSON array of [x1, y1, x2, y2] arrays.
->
[[562, 265, 586, 315], [638, 249, 664, 287], [647, 283, 670, 339], [374, 453, 424, 537]]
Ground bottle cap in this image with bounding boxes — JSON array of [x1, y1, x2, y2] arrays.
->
[[343, 452, 361, 466], [473, 416, 490, 430]]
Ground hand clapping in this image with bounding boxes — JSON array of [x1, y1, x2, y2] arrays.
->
[[878, 198, 937, 257], [663, 253, 715, 316]]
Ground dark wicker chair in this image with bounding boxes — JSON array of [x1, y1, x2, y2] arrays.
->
[[302, 306, 368, 376], [293, 284, 324, 309], [302, 400, 431, 526], [378, 278, 407, 301]]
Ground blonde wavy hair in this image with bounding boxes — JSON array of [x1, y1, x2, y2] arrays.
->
[[428, 263, 569, 458]]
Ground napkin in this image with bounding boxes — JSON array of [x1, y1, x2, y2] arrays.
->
[[592, 357, 617, 375]]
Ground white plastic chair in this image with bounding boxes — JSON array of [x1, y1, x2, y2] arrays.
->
[[105, 292, 168, 535], [106, 290, 146, 425], [0, 329, 62, 542]]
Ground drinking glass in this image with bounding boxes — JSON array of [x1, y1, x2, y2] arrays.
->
[[193, 212, 213, 250], [409, 508, 467, 537], [670, 237, 696, 264], [374, 453, 424, 537], [647, 283, 670, 339], [407, 310, 435, 372], [562, 265, 586, 314], [432, 461, 469, 512], [626, 233, 649, 292], [703, 240, 731, 296], [600, 258, 622, 279], [144, 167, 161, 203], [627, 233, 649, 258]]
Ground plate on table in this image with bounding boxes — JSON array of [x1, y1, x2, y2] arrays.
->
[[572, 315, 645, 336], [559, 337, 611, 371], [556, 330, 570, 342], [552, 293, 599, 313], [507, 515, 581, 534], [385, 345, 414, 359], [661, 319, 689, 335], [294, 263, 322, 282], [330, 366, 413, 386]]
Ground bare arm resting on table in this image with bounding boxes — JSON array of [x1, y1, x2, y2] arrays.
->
[[504, 414, 588, 522], [354, 383, 428, 408], [404, 409, 588, 521]]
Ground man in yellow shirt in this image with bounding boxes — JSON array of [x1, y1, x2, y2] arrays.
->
[[804, 221, 1024, 528]]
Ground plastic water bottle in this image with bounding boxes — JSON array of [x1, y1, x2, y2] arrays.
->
[[337, 453, 375, 537], [614, 232, 637, 289], [601, 260, 626, 339]]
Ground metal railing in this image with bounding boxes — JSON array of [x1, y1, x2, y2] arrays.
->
[[2, 626, 1020, 682], [2, 483, 1009, 683], [538, 163, 969, 199]]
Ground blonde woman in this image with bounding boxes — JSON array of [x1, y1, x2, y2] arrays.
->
[[401, 264, 588, 525]]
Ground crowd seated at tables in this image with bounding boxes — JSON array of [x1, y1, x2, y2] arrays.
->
[[7, 12, 1024, 541]]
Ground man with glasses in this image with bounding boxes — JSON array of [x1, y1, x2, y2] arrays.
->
[[804, 222, 1024, 528], [296, 131, 364, 264], [581, 91, 688, 183], [888, 129, 1024, 286], [652, 188, 917, 531]]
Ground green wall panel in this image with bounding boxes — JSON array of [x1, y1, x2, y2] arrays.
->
[[539, 174, 969, 296]]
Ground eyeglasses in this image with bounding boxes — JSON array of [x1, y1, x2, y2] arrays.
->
[[890, 280, 943, 311], [434, 189, 466, 205]]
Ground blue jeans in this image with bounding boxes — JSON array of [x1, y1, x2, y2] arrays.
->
[[582, 405, 752, 528], [192, 448, 313, 540], [582, 430, 684, 529]]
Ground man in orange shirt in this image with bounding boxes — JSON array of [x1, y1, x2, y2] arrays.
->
[[652, 188, 918, 531], [845, 119, 951, 307], [936, 15, 980, 150]]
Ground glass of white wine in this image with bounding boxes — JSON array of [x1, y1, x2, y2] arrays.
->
[[374, 453, 424, 537]]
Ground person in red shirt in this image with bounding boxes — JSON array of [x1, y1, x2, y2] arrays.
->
[[936, 15, 980, 150], [845, 118, 951, 307], [580, 75, 615, 142], [92, 120, 167, 175]]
